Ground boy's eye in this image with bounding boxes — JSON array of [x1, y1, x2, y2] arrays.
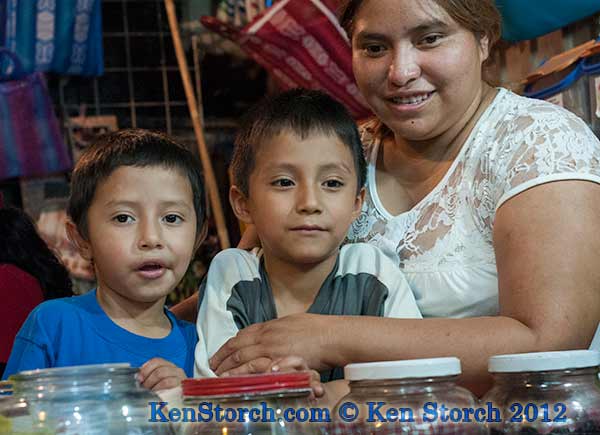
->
[[272, 178, 294, 187], [164, 214, 183, 224], [113, 214, 133, 224], [324, 179, 344, 189]]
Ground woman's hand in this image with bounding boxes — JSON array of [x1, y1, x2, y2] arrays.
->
[[210, 313, 333, 375], [138, 358, 187, 391]]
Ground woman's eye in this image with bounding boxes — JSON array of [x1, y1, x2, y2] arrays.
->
[[164, 214, 183, 224], [272, 179, 294, 187], [324, 179, 344, 189], [113, 214, 133, 224], [363, 44, 386, 57], [420, 34, 443, 46]]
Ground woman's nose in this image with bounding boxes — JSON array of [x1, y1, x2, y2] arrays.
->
[[388, 47, 421, 87]]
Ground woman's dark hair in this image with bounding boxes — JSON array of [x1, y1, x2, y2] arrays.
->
[[339, 0, 502, 85], [0, 207, 73, 299]]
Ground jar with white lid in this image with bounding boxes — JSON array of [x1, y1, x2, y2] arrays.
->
[[331, 357, 486, 434], [483, 349, 600, 434], [181, 371, 322, 435], [0, 363, 174, 434]]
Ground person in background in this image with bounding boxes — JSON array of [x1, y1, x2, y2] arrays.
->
[[3, 129, 206, 392], [194, 88, 421, 407], [0, 206, 73, 378], [203, 0, 600, 395]]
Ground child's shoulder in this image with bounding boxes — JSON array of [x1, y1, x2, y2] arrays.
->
[[208, 248, 261, 278], [338, 243, 401, 279], [28, 292, 91, 323]]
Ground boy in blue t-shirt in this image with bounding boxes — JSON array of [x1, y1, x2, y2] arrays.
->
[[3, 129, 207, 391]]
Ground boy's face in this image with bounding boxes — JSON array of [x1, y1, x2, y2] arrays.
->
[[232, 130, 364, 266], [73, 166, 197, 305]]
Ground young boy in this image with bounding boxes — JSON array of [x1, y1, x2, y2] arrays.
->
[[194, 89, 421, 398], [3, 129, 206, 391]]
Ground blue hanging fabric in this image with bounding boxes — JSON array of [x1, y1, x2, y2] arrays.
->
[[2, 0, 103, 76], [496, 0, 600, 42]]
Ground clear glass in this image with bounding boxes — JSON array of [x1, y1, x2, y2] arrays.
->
[[332, 375, 486, 434], [182, 388, 323, 435], [0, 365, 174, 434], [483, 366, 600, 434]]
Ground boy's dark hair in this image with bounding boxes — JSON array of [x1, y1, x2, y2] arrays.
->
[[68, 129, 206, 239], [231, 88, 366, 196], [0, 207, 73, 300]]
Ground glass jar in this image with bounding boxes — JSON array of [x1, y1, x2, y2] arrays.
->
[[483, 350, 600, 434], [332, 357, 486, 434], [181, 372, 322, 435], [0, 363, 175, 434]]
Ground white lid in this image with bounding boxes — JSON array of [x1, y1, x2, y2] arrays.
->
[[489, 350, 600, 373], [344, 357, 461, 381], [17, 363, 131, 377]]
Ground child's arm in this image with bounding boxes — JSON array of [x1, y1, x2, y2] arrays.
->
[[138, 358, 186, 391]]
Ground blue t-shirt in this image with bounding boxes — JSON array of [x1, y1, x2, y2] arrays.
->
[[3, 290, 197, 379]]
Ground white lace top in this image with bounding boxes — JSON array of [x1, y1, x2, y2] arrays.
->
[[347, 88, 600, 318]]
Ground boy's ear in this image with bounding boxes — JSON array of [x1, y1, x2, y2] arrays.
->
[[229, 185, 254, 225], [352, 187, 366, 220], [193, 221, 209, 252], [65, 220, 93, 261]]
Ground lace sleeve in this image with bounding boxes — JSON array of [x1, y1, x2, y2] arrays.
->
[[491, 102, 600, 211]]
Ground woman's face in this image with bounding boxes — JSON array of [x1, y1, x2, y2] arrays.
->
[[351, 0, 489, 141]]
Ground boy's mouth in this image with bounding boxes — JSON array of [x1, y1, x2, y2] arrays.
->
[[290, 225, 327, 232], [136, 262, 166, 279]]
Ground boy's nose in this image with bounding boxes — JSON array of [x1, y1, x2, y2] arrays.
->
[[138, 222, 164, 249], [296, 186, 322, 214]]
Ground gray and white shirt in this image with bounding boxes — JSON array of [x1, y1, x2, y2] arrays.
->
[[194, 243, 421, 381]]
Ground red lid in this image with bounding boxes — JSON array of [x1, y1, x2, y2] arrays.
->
[[182, 372, 312, 397]]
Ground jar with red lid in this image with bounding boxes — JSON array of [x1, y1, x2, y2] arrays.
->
[[180, 372, 323, 435]]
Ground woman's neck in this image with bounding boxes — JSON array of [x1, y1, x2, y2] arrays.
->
[[383, 84, 496, 184], [96, 285, 171, 338], [263, 251, 338, 318]]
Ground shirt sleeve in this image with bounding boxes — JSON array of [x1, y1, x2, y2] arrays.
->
[[194, 249, 255, 378], [491, 101, 600, 211], [2, 305, 54, 379]]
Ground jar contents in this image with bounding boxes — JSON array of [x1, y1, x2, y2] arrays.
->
[[331, 357, 486, 434], [0, 363, 175, 434], [484, 350, 600, 434], [180, 371, 322, 435]]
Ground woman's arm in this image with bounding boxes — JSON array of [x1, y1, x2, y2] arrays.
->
[[209, 181, 600, 396]]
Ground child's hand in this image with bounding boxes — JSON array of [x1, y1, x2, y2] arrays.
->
[[268, 356, 324, 400], [138, 358, 187, 391]]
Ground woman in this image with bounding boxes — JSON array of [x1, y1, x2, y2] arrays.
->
[[181, 0, 600, 394], [0, 207, 73, 376]]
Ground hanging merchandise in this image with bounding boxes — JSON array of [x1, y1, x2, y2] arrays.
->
[[202, 0, 371, 120], [1, 0, 103, 76], [0, 49, 72, 181], [524, 40, 596, 124], [496, 0, 600, 42], [582, 40, 600, 138]]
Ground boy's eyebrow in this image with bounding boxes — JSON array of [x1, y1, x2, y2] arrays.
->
[[265, 162, 354, 174], [104, 199, 192, 210], [318, 162, 354, 174]]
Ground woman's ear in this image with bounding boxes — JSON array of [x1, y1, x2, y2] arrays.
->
[[65, 220, 93, 261], [478, 35, 490, 63], [352, 187, 366, 220], [229, 185, 254, 225]]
